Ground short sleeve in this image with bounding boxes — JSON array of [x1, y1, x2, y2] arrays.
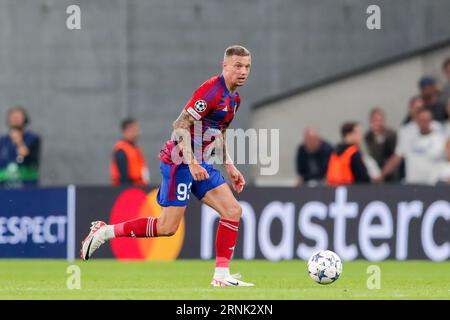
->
[[183, 81, 215, 120]]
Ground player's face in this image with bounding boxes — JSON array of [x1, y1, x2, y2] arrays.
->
[[224, 55, 251, 87]]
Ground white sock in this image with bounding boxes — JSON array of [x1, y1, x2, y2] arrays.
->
[[214, 267, 230, 279], [104, 225, 115, 241]]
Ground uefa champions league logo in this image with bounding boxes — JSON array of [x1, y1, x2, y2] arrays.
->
[[194, 100, 208, 113]]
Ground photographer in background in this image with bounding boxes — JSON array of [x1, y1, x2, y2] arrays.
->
[[0, 106, 41, 188]]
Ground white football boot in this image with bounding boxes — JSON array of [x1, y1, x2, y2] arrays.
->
[[211, 272, 255, 287], [80, 221, 111, 261]]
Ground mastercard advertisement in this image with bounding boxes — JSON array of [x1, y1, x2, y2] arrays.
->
[[75, 186, 204, 261]]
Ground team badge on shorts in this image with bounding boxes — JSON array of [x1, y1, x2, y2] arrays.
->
[[194, 100, 207, 112]]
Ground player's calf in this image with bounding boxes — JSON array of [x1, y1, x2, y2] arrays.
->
[[153, 206, 185, 237], [156, 223, 179, 237]]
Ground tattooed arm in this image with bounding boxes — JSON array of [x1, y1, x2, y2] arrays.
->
[[172, 110, 209, 181], [172, 110, 196, 164]]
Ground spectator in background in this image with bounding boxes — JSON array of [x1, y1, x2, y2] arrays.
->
[[403, 95, 424, 125], [418, 76, 447, 122], [441, 100, 450, 183], [437, 139, 450, 184], [399, 96, 443, 147], [295, 128, 332, 185], [444, 98, 450, 138], [379, 108, 447, 185], [440, 58, 450, 107], [396, 96, 444, 181], [110, 118, 150, 186], [364, 107, 397, 181], [326, 122, 370, 186], [0, 106, 41, 188]]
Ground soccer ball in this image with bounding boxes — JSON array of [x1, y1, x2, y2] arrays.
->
[[307, 250, 342, 285]]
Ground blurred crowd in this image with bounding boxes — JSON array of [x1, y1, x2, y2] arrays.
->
[[296, 57, 450, 186], [0, 106, 152, 188]]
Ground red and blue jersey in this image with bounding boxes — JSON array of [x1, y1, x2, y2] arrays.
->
[[159, 74, 240, 164]]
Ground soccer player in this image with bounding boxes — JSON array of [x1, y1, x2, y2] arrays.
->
[[81, 45, 253, 287]]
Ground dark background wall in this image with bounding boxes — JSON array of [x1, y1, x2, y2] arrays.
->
[[1, 0, 450, 185]]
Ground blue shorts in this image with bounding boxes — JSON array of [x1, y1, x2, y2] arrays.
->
[[157, 161, 226, 207]]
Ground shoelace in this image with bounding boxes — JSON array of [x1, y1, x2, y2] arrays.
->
[[90, 221, 101, 231], [90, 238, 105, 251]]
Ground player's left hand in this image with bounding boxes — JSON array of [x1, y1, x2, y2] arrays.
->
[[225, 164, 245, 193]]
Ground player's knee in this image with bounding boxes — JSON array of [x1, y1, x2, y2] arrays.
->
[[224, 202, 242, 221]]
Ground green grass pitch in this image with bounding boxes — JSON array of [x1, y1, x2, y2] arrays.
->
[[0, 260, 449, 299]]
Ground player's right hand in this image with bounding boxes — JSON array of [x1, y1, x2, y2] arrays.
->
[[188, 163, 210, 181]]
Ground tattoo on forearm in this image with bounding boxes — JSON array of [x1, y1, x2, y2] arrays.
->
[[172, 111, 196, 164], [173, 110, 195, 129]]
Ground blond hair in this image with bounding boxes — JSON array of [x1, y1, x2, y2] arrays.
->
[[224, 45, 251, 59]]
